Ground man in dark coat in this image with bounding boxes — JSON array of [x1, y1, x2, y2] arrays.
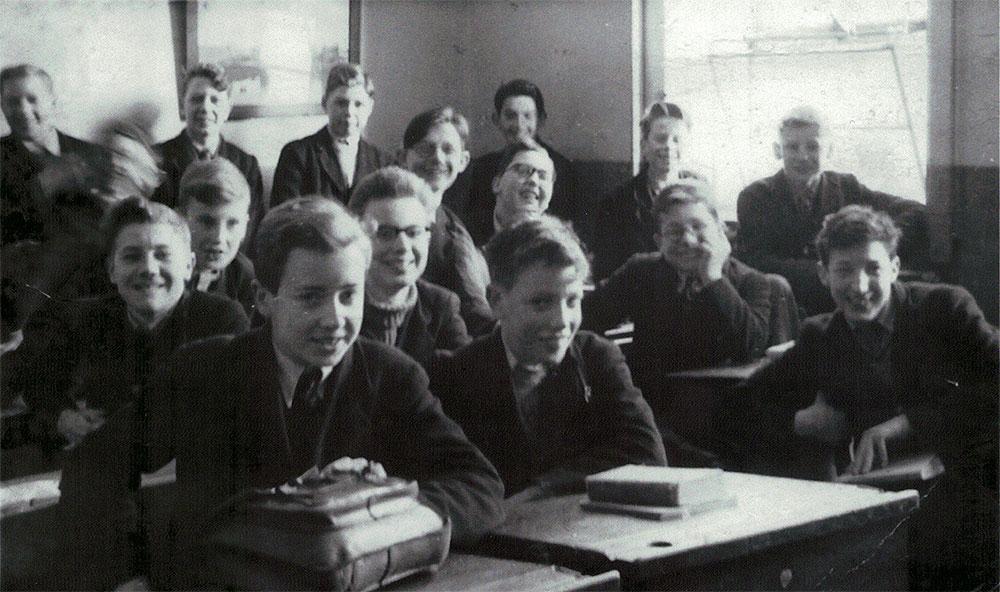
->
[[271, 62, 389, 206], [736, 106, 927, 315], [152, 63, 265, 246], [432, 216, 666, 500], [60, 197, 504, 589]]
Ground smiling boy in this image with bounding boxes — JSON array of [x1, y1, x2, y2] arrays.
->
[[14, 197, 248, 449], [432, 216, 665, 499]]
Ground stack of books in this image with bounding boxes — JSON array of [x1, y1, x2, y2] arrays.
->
[[582, 465, 736, 520]]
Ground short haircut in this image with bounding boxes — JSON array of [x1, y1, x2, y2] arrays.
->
[[652, 180, 721, 223], [494, 139, 554, 179], [815, 205, 901, 265], [183, 63, 229, 94], [403, 106, 470, 150], [779, 105, 826, 134], [0, 64, 53, 95], [178, 158, 251, 212], [348, 166, 434, 216], [322, 62, 374, 104], [639, 101, 687, 140], [102, 196, 190, 257], [253, 197, 372, 294], [493, 79, 546, 121], [485, 215, 589, 290]]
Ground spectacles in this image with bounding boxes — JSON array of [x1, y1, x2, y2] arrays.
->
[[372, 224, 432, 242], [505, 162, 551, 182]]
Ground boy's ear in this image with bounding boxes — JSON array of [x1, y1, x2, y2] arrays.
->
[[252, 279, 274, 318], [491, 174, 502, 196], [458, 150, 470, 174], [817, 261, 830, 288], [491, 111, 501, 129], [183, 250, 195, 282], [889, 254, 901, 281], [772, 141, 783, 161]]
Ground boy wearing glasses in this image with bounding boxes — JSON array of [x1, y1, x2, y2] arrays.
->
[[487, 140, 556, 243], [586, 181, 771, 421], [348, 167, 470, 369]]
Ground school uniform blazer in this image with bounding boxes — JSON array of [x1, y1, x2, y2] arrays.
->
[[190, 252, 256, 318], [153, 132, 266, 242], [423, 205, 495, 337], [270, 127, 389, 206], [60, 329, 505, 579], [362, 279, 471, 370], [1, 131, 109, 245], [586, 253, 771, 390], [744, 282, 998, 471], [432, 330, 667, 496], [450, 139, 579, 247], [736, 170, 927, 306], [15, 290, 249, 440], [590, 168, 658, 282]]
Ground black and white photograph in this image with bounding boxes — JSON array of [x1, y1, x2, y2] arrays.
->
[[1, 0, 996, 590]]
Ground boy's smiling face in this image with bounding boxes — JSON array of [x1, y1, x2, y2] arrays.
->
[[819, 240, 900, 323]]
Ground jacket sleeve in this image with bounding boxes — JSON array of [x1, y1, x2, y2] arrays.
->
[[536, 337, 667, 493], [856, 180, 930, 267], [584, 255, 640, 333], [444, 218, 496, 337], [693, 268, 771, 362], [379, 360, 506, 548], [270, 143, 305, 206], [436, 290, 472, 353]]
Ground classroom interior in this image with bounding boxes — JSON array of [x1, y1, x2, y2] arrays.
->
[[1, 0, 997, 590]]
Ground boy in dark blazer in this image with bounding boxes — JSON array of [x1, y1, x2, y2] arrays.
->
[[432, 216, 666, 501], [178, 158, 256, 317], [586, 180, 771, 399], [271, 62, 389, 206], [736, 106, 927, 315], [153, 63, 265, 243], [743, 205, 997, 590], [60, 197, 504, 589], [14, 197, 248, 450], [348, 166, 470, 370]]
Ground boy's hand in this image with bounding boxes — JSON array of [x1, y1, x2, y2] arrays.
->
[[692, 224, 731, 286], [56, 403, 106, 448], [793, 392, 846, 444], [844, 414, 914, 475]]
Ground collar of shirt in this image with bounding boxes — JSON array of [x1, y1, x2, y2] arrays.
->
[[843, 296, 896, 333], [274, 347, 334, 408], [499, 331, 549, 380], [327, 125, 358, 149], [184, 130, 221, 159], [21, 130, 61, 157]]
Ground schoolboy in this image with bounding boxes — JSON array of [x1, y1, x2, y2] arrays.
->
[[736, 106, 927, 315], [178, 158, 256, 317], [432, 216, 666, 500], [587, 181, 771, 398], [60, 198, 505, 588], [743, 205, 997, 589], [400, 106, 494, 335], [14, 197, 248, 449], [348, 166, 470, 369], [447, 79, 580, 243], [153, 63, 265, 242], [485, 139, 556, 244], [272, 62, 389, 205]]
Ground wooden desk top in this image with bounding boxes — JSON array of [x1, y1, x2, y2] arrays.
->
[[485, 472, 918, 582], [388, 553, 619, 591]]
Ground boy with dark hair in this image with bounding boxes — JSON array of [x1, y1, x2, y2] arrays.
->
[[14, 197, 248, 449], [153, 63, 265, 244], [432, 215, 666, 500], [744, 205, 997, 590], [272, 62, 389, 205], [399, 105, 494, 335], [60, 197, 504, 589], [178, 158, 256, 316], [348, 166, 470, 369], [446, 79, 580, 243]]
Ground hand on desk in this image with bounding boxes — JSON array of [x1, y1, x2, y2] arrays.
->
[[793, 392, 847, 444], [844, 414, 914, 476]]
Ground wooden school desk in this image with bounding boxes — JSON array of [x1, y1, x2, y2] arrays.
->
[[387, 553, 620, 591], [480, 472, 919, 590]]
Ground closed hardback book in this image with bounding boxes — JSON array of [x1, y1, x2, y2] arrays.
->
[[835, 452, 945, 487], [581, 495, 737, 520], [585, 465, 727, 506]]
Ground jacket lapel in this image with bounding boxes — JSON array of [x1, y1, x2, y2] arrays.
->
[[239, 328, 295, 483], [396, 290, 434, 364], [318, 344, 373, 466], [314, 128, 348, 197]]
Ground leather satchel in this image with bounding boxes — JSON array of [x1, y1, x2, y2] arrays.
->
[[197, 469, 451, 591]]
